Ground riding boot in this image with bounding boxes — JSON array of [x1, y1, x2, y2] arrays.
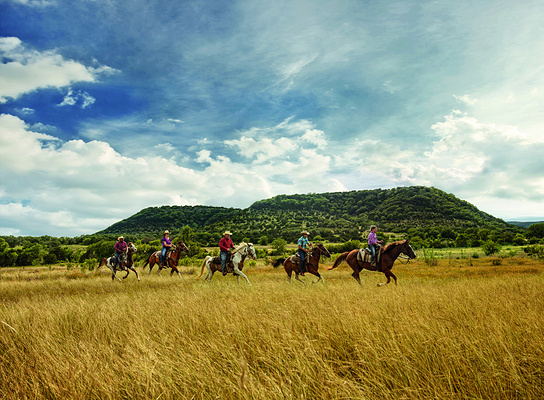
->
[[299, 264, 305, 276], [222, 266, 227, 276]]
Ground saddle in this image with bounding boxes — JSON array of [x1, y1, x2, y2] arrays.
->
[[357, 246, 381, 264], [289, 254, 301, 264]]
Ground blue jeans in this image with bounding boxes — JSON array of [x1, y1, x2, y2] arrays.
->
[[369, 244, 378, 263], [220, 250, 229, 273], [161, 247, 167, 264], [298, 249, 306, 271]]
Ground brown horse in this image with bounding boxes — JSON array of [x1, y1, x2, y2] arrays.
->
[[198, 242, 256, 285], [327, 239, 416, 286], [143, 241, 189, 278], [273, 243, 331, 284], [97, 242, 139, 282]]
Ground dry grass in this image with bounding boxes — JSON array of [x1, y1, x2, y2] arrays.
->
[[1, 257, 543, 399]]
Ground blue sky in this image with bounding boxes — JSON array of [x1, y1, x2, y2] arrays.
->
[[1, 0, 543, 237]]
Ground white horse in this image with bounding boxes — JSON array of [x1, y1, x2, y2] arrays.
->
[[97, 242, 139, 282], [198, 242, 256, 285]]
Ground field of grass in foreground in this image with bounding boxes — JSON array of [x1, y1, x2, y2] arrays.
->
[[1, 257, 543, 399]]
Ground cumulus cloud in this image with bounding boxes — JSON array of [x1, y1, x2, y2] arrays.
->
[[58, 89, 96, 108], [0, 37, 117, 103], [339, 110, 544, 218], [0, 114, 343, 236]]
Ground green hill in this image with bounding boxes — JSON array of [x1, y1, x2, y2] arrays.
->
[[97, 186, 519, 245]]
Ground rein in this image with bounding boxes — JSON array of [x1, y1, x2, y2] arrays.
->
[[396, 254, 412, 264]]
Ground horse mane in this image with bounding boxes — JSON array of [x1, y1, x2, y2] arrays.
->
[[382, 240, 407, 252], [232, 242, 248, 254]]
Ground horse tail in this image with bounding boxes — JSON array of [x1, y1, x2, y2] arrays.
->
[[273, 258, 286, 268], [328, 252, 348, 270], [197, 256, 211, 278]]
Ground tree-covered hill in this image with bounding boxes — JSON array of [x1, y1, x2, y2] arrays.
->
[[98, 205, 240, 236], [96, 186, 520, 245]]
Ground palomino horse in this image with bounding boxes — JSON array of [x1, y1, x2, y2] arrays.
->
[[143, 241, 189, 278], [198, 242, 256, 285], [327, 239, 416, 286], [97, 242, 139, 282], [273, 243, 331, 284]]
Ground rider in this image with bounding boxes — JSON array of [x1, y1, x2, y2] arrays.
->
[[368, 225, 383, 267], [219, 231, 235, 276], [114, 236, 127, 267], [160, 230, 172, 267], [297, 230, 310, 275]]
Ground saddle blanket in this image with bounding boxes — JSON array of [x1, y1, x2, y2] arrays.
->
[[289, 254, 301, 264], [357, 248, 380, 263]]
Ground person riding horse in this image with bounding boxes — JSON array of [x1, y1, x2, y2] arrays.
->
[[219, 231, 235, 276], [297, 230, 311, 275], [160, 230, 172, 267], [368, 225, 384, 267], [113, 236, 127, 267]]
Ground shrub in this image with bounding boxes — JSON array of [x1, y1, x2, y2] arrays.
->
[[482, 240, 501, 256], [422, 248, 438, 266]]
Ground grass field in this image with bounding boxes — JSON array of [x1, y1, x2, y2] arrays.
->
[[1, 255, 543, 399]]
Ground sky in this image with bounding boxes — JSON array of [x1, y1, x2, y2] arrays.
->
[[1, 0, 543, 237]]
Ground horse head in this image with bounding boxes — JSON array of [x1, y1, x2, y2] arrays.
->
[[316, 243, 331, 258], [127, 242, 137, 253], [400, 239, 416, 259], [177, 241, 189, 252], [247, 243, 257, 260]]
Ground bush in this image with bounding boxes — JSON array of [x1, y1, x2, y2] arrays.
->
[[524, 245, 544, 259], [422, 248, 438, 266], [482, 240, 501, 256]]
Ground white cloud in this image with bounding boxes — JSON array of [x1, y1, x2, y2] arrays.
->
[[339, 110, 544, 218], [0, 114, 342, 236], [7, 0, 55, 7], [453, 94, 477, 106], [0, 37, 117, 103], [58, 89, 96, 109]]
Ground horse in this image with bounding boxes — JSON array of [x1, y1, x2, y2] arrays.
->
[[327, 239, 416, 286], [198, 242, 256, 285], [273, 243, 331, 284], [97, 242, 139, 282], [143, 241, 189, 278]]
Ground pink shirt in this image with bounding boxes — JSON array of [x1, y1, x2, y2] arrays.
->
[[368, 231, 378, 246]]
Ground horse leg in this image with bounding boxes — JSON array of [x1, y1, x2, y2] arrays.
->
[[377, 270, 396, 287], [233, 266, 251, 286], [131, 266, 140, 282], [171, 266, 182, 279], [351, 269, 362, 285], [123, 269, 129, 279], [311, 273, 324, 284]]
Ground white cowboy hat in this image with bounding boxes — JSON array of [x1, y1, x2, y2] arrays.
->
[[164, 230, 170, 234], [118, 236, 124, 240], [223, 231, 232, 236], [301, 230, 310, 235]]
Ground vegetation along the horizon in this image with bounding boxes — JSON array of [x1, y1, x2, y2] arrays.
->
[[1, 186, 543, 268]]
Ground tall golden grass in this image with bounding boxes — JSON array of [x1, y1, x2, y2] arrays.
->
[[1, 257, 543, 399]]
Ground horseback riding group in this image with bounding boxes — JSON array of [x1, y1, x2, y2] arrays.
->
[[98, 225, 416, 286]]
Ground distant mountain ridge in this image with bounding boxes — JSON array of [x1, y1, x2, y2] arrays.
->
[[507, 221, 544, 228], [97, 186, 521, 244]]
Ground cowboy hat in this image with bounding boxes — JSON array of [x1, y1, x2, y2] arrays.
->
[[223, 231, 232, 236], [118, 236, 124, 240], [164, 230, 170, 234], [301, 230, 310, 235]]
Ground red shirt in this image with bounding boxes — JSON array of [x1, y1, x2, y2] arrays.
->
[[219, 236, 234, 252]]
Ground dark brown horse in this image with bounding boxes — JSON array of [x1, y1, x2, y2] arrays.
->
[[273, 243, 331, 284], [143, 241, 189, 278], [97, 242, 139, 282], [327, 239, 416, 286], [198, 242, 256, 285]]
